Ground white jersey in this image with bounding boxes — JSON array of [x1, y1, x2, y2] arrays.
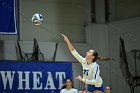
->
[[71, 50, 103, 87], [60, 88, 78, 93]]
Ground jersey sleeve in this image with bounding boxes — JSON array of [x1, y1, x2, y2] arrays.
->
[[71, 50, 85, 64], [85, 65, 100, 86]]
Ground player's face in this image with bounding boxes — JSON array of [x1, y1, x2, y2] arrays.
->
[[66, 79, 72, 88], [105, 86, 111, 93], [86, 50, 94, 59]]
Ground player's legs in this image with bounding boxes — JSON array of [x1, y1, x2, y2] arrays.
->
[[87, 84, 104, 93], [84, 90, 103, 93]]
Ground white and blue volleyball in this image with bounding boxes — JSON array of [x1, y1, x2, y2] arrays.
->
[[31, 13, 43, 25]]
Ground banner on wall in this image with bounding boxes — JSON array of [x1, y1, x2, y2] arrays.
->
[[0, 0, 17, 34], [0, 61, 73, 93]]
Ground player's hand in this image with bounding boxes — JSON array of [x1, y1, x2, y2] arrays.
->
[[76, 75, 83, 81], [61, 34, 69, 42]]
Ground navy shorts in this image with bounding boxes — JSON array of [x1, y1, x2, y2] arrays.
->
[[87, 84, 104, 92]]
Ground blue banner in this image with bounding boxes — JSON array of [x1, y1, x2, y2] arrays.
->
[[0, 0, 17, 34], [0, 61, 73, 93]]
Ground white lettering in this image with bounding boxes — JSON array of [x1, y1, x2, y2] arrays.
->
[[32, 72, 42, 90], [0, 71, 15, 90], [44, 72, 56, 90], [17, 71, 30, 90], [0, 71, 67, 90], [56, 72, 66, 89]]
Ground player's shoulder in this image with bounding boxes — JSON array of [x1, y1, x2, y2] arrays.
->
[[94, 61, 99, 65], [91, 62, 99, 67]]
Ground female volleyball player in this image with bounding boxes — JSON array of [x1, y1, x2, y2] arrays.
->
[[61, 34, 104, 93]]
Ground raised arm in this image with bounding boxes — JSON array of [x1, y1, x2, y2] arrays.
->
[[61, 34, 85, 63], [61, 34, 75, 51]]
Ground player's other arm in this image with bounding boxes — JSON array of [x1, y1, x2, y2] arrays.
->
[[76, 65, 100, 86], [85, 65, 100, 86]]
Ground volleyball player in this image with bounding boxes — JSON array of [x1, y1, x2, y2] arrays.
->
[[61, 34, 104, 93]]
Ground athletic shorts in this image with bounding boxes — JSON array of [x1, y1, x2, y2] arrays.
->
[[87, 84, 104, 92]]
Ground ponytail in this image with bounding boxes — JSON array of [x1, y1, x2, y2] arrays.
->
[[98, 56, 114, 61], [92, 50, 115, 62]]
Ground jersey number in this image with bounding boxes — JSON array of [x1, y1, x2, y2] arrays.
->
[[83, 69, 89, 76]]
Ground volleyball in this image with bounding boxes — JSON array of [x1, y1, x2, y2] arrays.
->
[[31, 13, 43, 25]]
